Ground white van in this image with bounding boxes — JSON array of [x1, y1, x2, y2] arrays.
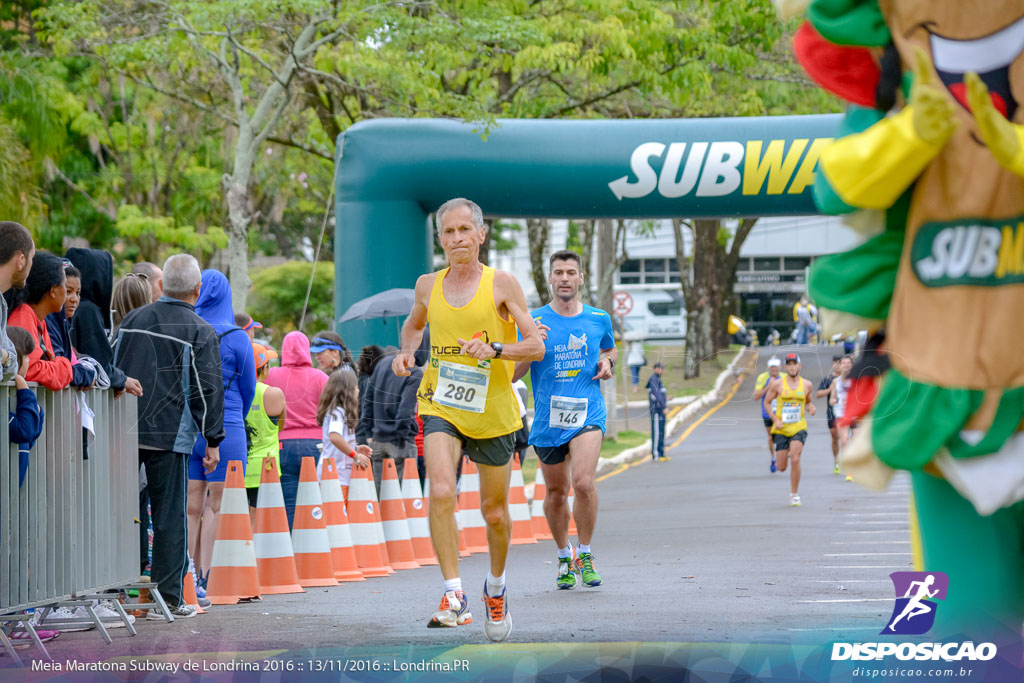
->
[[615, 285, 687, 341]]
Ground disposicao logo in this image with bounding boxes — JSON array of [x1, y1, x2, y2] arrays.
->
[[831, 571, 997, 662], [884, 571, 947, 636]]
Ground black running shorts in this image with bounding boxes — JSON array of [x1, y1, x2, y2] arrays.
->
[[773, 430, 807, 452], [421, 415, 514, 467], [533, 424, 604, 465]]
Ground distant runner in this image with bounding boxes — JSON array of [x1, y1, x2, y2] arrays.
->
[[816, 354, 843, 475], [763, 352, 815, 506], [513, 250, 617, 591], [752, 357, 782, 472], [393, 197, 544, 642]]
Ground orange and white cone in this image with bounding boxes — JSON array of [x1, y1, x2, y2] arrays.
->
[[320, 457, 364, 582], [206, 461, 262, 605], [531, 465, 552, 541], [567, 485, 579, 537], [509, 454, 537, 545], [379, 459, 420, 570], [291, 456, 338, 587], [457, 456, 488, 554], [367, 466, 395, 574], [253, 457, 304, 594], [401, 460, 436, 566], [347, 466, 392, 577], [183, 561, 207, 614]]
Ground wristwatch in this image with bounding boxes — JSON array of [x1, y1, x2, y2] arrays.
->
[[605, 356, 615, 369], [490, 342, 503, 358]]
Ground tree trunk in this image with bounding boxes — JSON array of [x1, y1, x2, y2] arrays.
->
[[717, 217, 760, 347], [595, 219, 623, 439], [526, 218, 551, 305], [226, 131, 256, 311], [579, 219, 596, 305]]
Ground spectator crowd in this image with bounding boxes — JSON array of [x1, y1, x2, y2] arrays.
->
[[0, 220, 439, 639]]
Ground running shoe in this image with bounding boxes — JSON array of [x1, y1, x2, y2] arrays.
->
[[146, 603, 198, 620], [574, 552, 602, 587], [556, 555, 577, 590], [790, 494, 802, 507], [481, 585, 512, 642], [833, 462, 840, 475], [845, 474, 854, 482], [37, 606, 94, 632], [427, 590, 472, 628], [770, 458, 777, 473], [94, 601, 135, 628]]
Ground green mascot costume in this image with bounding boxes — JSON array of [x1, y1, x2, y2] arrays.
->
[[780, 0, 1024, 637]]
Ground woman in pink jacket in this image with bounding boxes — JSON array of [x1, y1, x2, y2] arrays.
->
[[265, 331, 328, 529]]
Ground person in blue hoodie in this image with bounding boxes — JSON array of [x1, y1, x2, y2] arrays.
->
[[188, 269, 256, 584], [6, 327, 44, 487]]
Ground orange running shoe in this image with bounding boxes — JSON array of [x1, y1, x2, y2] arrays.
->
[[427, 590, 472, 628]]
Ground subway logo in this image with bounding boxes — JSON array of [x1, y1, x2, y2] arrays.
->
[[912, 218, 1024, 287], [608, 138, 833, 200]]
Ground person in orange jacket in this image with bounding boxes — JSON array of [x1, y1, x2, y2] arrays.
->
[[5, 252, 74, 391]]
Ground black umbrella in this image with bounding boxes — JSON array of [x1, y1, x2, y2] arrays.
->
[[338, 288, 416, 323]]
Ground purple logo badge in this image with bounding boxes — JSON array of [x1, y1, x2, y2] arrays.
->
[[883, 571, 949, 635]]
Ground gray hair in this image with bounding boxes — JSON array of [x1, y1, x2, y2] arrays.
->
[[162, 253, 201, 299], [435, 197, 485, 234]]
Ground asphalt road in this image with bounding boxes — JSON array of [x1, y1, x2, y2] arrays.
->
[[43, 345, 913, 662]]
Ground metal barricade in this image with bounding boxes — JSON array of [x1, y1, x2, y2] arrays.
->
[[0, 385, 139, 613]]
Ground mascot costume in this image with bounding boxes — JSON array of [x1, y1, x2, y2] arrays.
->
[[778, 0, 1024, 636]]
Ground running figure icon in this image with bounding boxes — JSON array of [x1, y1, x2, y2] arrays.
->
[[887, 574, 939, 632]]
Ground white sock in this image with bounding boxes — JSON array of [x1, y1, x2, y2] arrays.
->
[[577, 543, 591, 554], [557, 545, 572, 560], [485, 572, 505, 597], [444, 578, 462, 594]]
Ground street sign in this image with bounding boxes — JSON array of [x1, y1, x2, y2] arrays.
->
[[612, 291, 633, 316]]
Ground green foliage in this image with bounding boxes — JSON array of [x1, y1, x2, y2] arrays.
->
[[248, 260, 335, 342]]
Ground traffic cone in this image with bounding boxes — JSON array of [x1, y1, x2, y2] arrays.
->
[[402, 460, 436, 566], [319, 457, 364, 582], [509, 454, 537, 545], [531, 466, 552, 541], [253, 457, 304, 594], [457, 456, 488, 553], [206, 461, 262, 605], [347, 466, 392, 577], [183, 562, 207, 614], [379, 459, 420, 570], [454, 494, 471, 558], [292, 456, 338, 587], [367, 466, 395, 574], [567, 485, 579, 537]]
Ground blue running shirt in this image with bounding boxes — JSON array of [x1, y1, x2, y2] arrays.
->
[[526, 304, 615, 448]]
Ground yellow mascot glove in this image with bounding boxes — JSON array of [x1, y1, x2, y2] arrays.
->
[[909, 47, 957, 146], [819, 48, 955, 210], [966, 71, 1024, 177]]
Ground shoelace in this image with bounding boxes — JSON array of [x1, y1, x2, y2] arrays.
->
[[484, 593, 506, 621], [579, 555, 596, 574]]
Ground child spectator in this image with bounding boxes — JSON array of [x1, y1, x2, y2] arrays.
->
[[317, 369, 370, 500], [111, 272, 153, 332], [6, 327, 43, 487], [5, 252, 74, 391], [235, 313, 263, 341], [244, 343, 285, 519], [44, 263, 96, 389]]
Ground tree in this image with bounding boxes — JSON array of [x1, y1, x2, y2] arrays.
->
[[39, 0, 346, 308], [526, 218, 552, 306], [248, 260, 334, 342]]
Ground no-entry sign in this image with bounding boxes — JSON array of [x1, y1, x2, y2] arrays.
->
[[613, 291, 633, 316]]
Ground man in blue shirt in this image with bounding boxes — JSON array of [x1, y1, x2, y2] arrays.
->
[[515, 250, 617, 591]]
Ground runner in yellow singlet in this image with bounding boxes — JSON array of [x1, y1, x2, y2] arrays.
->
[[392, 197, 544, 642], [762, 352, 816, 507]]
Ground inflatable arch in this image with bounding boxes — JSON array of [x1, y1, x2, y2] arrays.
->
[[334, 114, 841, 348]]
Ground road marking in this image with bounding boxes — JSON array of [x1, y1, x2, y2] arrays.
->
[[797, 598, 891, 603], [831, 541, 910, 545], [798, 579, 892, 583], [819, 565, 911, 569], [823, 553, 912, 557], [784, 627, 880, 632], [837, 530, 908, 534], [667, 375, 746, 450], [842, 521, 908, 525], [596, 373, 745, 484], [844, 512, 908, 517]]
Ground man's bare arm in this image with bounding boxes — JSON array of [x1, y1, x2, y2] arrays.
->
[[393, 273, 433, 377]]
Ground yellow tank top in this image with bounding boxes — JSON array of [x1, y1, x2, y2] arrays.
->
[[772, 375, 808, 436], [417, 265, 522, 439], [244, 382, 281, 488]]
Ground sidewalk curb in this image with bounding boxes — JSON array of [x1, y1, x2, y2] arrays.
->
[[524, 348, 756, 500]]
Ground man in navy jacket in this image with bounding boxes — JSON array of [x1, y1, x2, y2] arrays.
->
[[647, 362, 668, 461]]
